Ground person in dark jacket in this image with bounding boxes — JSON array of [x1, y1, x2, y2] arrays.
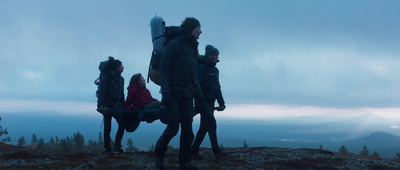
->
[[192, 45, 227, 160], [155, 17, 203, 170], [96, 56, 125, 155], [124, 73, 165, 124]]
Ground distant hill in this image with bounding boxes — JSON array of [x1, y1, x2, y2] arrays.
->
[[356, 132, 400, 147], [340, 132, 400, 158]]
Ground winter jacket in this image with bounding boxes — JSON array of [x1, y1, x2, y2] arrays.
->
[[97, 71, 125, 108], [196, 58, 225, 105], [159, 32, 202, 98], [124, 84, 158, 110]]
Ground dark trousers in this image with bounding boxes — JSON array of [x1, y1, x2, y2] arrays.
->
[[103, 106, 125, 152], [155, 95, 194, 165], [138, 101, 166, 124], [192, 100, 221, 155]]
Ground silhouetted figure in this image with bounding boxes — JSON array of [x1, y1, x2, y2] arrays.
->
[[97, 56, 125, 155], [192, 45, 228, 160], [155, 17, 203, 170]]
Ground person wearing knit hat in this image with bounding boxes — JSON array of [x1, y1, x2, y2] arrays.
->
[[192, 44, 227, 160], [181, 17, 200, 32], [181, 17, 202, 39], [97, 56, 125, 155], [155, 17, 203, 170], [205, 45, 219, 60]]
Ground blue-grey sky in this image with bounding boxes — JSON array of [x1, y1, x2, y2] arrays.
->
[[1, 0, 400, 120]]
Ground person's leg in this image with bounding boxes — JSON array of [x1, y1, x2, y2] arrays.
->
[[144, 101, 161, 109], [103, 109, 112, 153], [113, 107, 125, 152], [179, 97, 195, 166], [204, 101, 227, 159], [192, 109, 208, 154], [139, 101, 161, 123], [205, 101, 220, 155], [155, 96, 179, 168], [124, 109, 140, 133]]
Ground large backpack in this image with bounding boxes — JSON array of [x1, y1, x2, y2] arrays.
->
[[94, 59, 109, 99], [148, 16, 181, 85]]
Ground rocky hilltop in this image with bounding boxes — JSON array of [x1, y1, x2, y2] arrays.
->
[[1, 142, 400, 169]]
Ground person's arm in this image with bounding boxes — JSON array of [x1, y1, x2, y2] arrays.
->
[[215, 88, 225, 111], [159, 40, 177, 105], [121, 77, 125, 105], [196, 64, 207, 85], [124, 90, 136, 110], [216, 68, 225, 111], [159, 40, 177, 94]]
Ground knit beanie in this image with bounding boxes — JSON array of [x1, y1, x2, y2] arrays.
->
[[205, 45, 219, 58], [108, 56, 122, 71], [181, 17, 201, 33]]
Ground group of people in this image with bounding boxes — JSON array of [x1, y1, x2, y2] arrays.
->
[[96, 17, 226, 170]]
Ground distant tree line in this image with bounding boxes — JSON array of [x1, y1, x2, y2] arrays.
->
[[338, 145, 380, 157], [15, 131, 144, 153]]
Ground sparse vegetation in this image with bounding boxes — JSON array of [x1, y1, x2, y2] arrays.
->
[[149, 144, 155, 151], [126, 138, 139, 152], [60, 139, 70, 153], [0, 117, 11, 142], [13, 131, 108, 153], [243, 141, 248, 148], [360, 145, 369, 155], [97, 131, 104, 148], [49, 136, 55, 144], [31, 133, 39, 144], [339, 145, 348, 153], [37, 138, 45, 150], [396, 152, 400, 159], [17, 136, 26, 146], [72, 132, 85, 151], [371, 151, 379, 157]]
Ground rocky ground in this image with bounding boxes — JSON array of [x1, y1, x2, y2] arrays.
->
[[1, 142, 400, 169]]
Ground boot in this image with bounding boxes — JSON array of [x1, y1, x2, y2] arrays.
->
[[180, 162, 199, 170], [114, 145, 124, 153], [215, 150, 228, 159], [155, 155, 165, 170], [103, 150, 113, 156]]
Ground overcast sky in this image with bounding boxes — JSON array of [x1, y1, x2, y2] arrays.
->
[[1, 0, 400, 120]]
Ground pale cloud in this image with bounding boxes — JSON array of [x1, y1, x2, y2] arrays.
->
[[390, 125, 399, 129], [358, 107, 400, 120], [217, 104, 400, 121], [2, 99, 400, 124], [22, 71, 45, 80], [0, 99, 97, 116], [366, 62, 390, 79]]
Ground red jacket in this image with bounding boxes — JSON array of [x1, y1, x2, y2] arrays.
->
[[124, 84, 158, 110]]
